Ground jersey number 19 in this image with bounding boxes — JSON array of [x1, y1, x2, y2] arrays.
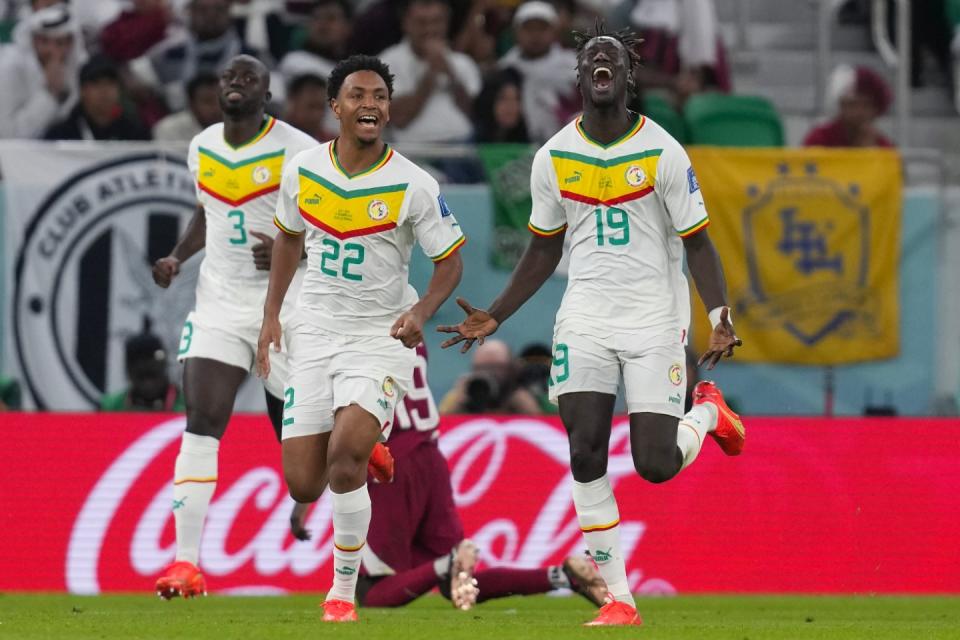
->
[[593, 207, 630, 246]]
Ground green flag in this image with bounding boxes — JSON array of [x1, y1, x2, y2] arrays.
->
[[476, 143, 537, 269]]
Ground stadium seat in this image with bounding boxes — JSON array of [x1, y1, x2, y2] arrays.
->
[[0, 19, 15, 43], [683, 93, 785, 146], [947, 0, 960, 27], [640, 93, 687, 143]]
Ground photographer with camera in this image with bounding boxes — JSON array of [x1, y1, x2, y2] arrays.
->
[[439, 339, 541, 415]]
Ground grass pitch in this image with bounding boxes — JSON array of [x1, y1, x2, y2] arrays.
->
[[0, 594, 957, 639]]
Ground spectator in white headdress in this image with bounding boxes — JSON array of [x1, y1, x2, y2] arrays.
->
[[0, 2, 87, 138]]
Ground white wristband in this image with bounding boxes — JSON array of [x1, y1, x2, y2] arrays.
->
[[708, 306, 730, 330]]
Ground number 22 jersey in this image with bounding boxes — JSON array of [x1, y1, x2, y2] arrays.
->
[[187, 116, 318, 326], [274, 141, 465, 336], [528, 114, 710, 338]]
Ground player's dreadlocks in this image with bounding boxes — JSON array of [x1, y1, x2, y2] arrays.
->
[[328, 54, 395, 100], [573, 19, 644, 77]]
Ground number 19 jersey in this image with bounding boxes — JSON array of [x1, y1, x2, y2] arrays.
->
[[187, 117, 318, 326], [529, 115, 709, 338]]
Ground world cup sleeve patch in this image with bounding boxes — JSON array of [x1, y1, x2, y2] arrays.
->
[[687, 166, 700, 193], [438, 193, 452, 217]]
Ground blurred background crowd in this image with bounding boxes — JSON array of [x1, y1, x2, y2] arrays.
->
[[1, 0, 956, 150]]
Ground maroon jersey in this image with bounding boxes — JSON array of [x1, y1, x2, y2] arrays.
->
[[388, 343, 440, 459]]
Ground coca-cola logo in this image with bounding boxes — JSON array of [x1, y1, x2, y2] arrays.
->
[[64, 416, 674, 594]]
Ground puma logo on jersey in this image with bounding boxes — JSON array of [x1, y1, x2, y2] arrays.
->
[[564, 170, 583, 184]]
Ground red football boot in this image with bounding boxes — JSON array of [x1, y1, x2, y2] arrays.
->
[[368, 442, 394, 484], [155, 561, 206, 599], [584, 596, 642, 626], [321, 599, 358, 622], [693, 380, 745, 456]]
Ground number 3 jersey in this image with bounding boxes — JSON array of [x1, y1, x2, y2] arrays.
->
[[529, 114, 710, 338], [274, 141, 465, 336], [187, 117, 318, 326]]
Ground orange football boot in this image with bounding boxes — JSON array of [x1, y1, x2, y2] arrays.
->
[[693, 380, 745, 456], [584, 596, 642, 626], [368, 442, 395, 483], [321, 599, 358, 622], [155, 561, 206, 599]]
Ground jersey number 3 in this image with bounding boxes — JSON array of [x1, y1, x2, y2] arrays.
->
[[228, 209, 247, 245], [593, 207, 630, 246]]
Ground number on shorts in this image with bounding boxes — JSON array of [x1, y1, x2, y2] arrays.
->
[[550, 343, 570, 386], [178, 320, 193, 355], [593, 207, 630, 246], [319, 237, 365, 281], [282, 387, 295, 426], [228, 209, 247, 245]]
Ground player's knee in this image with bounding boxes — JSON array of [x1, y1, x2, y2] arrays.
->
[[285, 471, 323, 503], [569, 445, 606, 482], [185, 406, 228, 439], [326, 456, 367, 493], [633, 452, 678, 484]]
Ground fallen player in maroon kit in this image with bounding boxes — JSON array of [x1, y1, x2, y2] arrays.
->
[[291, 344, 607, 610]]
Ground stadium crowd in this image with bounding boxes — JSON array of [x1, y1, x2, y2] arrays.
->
[[0, 0, 734, 145]]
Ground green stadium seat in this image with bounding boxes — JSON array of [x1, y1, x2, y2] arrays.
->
[[0, 20, 15, 43], [640, 93, 687, 143], [947, 0, 960, 27], [684, 93, 785, 147]]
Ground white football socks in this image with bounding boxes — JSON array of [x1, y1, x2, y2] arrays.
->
[[173, 432, 219, 565], [572, 474, 635, 607], [327, 485, 372, 603], [676, 403, 718, 470]]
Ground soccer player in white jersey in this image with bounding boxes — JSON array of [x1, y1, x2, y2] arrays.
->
[[257, 54, 465, 623], [440, 26, 746, 626], [149, 55, 321, 599]]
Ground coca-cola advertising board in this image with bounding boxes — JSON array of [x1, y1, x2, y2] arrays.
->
[[1, 414, 957, 594]]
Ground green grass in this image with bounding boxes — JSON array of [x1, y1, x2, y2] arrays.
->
[[0, 594, 957, 639]]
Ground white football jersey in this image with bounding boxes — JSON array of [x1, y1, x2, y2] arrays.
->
[[275, 141, 465, 336], [187, 117, 318, 325], [529, 114, 709, 338]]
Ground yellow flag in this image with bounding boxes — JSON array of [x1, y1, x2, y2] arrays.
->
[[687, 147, 901, 365]]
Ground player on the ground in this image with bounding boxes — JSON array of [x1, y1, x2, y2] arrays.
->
[[258, 54, 465, 623], [150, 54, 391, 599], [290, 345, 608, 611], [439, 25, 745, 627]]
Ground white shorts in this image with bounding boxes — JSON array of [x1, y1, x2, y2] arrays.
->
[[280, 323, 416, 440], [548, 326, 687, 418], [177, 310, 289, 399]]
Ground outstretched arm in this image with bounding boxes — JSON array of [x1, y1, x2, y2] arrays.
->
[[683, 229, 741, 369], [489, 232, 565, 323], [152, 203, 205, 287], [439, 231, 565, 352]]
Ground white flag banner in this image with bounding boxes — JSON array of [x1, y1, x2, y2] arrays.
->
[[1, 142, 201, 410]]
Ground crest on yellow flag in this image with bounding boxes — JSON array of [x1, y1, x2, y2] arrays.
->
[[688, 148, 901, 365]]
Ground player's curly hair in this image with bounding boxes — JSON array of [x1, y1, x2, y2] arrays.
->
[[573, 19, 644, 77], [327, 54, 395, 100]]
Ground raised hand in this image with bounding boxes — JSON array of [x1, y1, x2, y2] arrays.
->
[[151, 256, 180, 288], [250, 230, 274, 271], [698, 307, 742, 370], [437, 297, 499, 354]]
